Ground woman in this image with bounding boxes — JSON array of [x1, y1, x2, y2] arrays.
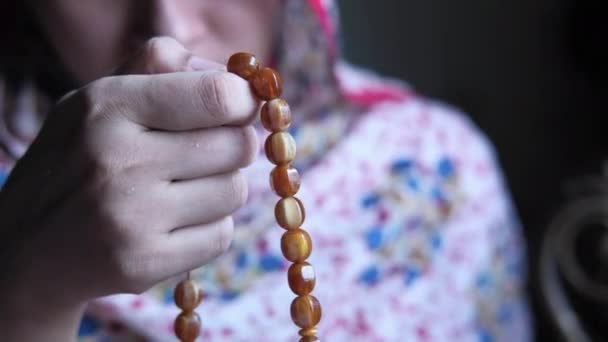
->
[[0, 1, 530, 341]]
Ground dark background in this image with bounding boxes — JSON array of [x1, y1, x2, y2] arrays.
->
[[337, 0, 607, 340]]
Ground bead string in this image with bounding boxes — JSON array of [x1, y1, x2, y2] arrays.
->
[[173, 52, 322, 342], [173, 271, 203, 342]]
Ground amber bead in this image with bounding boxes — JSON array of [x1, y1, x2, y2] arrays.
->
[[299, 327, 318, 337], [174, 311, 201, 342], [252, 67, 283, 100], [288, 262, 316, 295], [281, 229, 312, 262], [275, 197, 306, 230], [299, 337, 320, 342], [227, 52, 259, 81], [174, 280, 202, 311], [299, 327, 320, 342], [265, 132, 296, 165], [261, 99, 292, 132], [290, 295, 322, 329], [270, 164, 301, 197]]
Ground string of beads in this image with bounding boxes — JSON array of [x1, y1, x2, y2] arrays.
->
[[173, 275, 203, 341], [173, 52, 322, 341]]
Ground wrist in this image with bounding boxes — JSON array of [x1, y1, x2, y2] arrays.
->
[[0, 245, 87, 342], [0, 304, 86, 342], [0, 283, 86, 342]]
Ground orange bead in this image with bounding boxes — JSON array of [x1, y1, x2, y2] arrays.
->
[[252, 67, 283, 100], [275, 197, 306, 230], [261, 99, 292, 132], [174, 311, 201, 342], [265, 132, 296, 165], [288, 262, 316, 295], [290, 295, 322, 329], [270, 164, 301, 197], [299, 337, 320, 342], [299, 327, 319, 342], [281, 229, 312, 262], [174, 280, 202, 311], [227, 52, 259, 81], [299, 327, 318, 337]]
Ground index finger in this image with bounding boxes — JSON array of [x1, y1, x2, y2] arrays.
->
[[90, 70, 259, 130]]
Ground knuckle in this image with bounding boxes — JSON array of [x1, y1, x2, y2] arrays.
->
[[113, 254, 153, 294], [109, 241, 166, 294], [84, 173, 147, 243], [85, 141, 130, 180], [229, 171, 249, 208], [78, 114, 142, 178], [82, 80, 107, 120], [83, 146, 116, 181], [142, 37, 176, 73], [92, 194, 131, 239], [197, 72, 233, 122], [83, 76, 126, 122], [239, 126, 259, 167], [145, 37, 170, 54], [216, 217, 235, 253], [93, 149, 116, 171]]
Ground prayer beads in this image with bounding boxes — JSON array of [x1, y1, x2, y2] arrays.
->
[[281, 229, 313, 262], [173, 280, 203, 342], [290, 295, 322, 329], [270, 164, 301, 197], [288, 262, 316, 295], [299, 336, 321, 342], [228, 52, 322, 341], [173, 52, 322, 341], [252, 67, 283, 100], [261, 99, 292, 132], [265, 132, 297, 165], [226, 52, 259, 81], [275, 197, 306, 230]]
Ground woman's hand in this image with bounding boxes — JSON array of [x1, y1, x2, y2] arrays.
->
[[0, 37, 259, 340]]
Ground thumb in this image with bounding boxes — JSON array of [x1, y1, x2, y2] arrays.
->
[[114, 36, 225, 75]]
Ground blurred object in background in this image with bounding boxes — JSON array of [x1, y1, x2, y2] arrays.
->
[[338, 0, 607, 340], [540, 166, 608, 342]]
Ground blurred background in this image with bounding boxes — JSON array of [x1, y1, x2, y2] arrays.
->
[[337, 0, 607, 341]]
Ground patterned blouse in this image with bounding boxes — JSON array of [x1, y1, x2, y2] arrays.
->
[[0, 0, 531, 341]]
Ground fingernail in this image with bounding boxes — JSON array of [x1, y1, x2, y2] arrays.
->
[[188, 56, 221, 71]]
